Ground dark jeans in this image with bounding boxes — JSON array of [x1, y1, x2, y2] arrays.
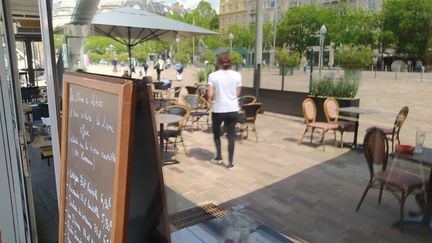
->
[[156, 70, 162, 80], [212, 112, 238, 165]]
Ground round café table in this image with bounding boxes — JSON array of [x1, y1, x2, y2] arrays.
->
[[155, 113, 183, 165]]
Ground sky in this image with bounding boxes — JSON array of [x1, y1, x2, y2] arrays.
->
[[161, 0, 220, 13]]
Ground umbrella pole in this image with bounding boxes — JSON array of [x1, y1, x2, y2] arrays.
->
[[128, 27, 132, 68]]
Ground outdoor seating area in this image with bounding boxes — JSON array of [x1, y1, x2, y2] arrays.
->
[[115, 67, 432, 242]]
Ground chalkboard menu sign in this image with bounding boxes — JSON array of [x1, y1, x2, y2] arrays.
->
[[59, 72, 134, 243]]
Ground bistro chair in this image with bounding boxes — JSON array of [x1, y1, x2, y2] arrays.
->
[[167, 86, 182, 104], [197, 84, 208, 99], [323, 97, 355, 148], [238, 95, 256, 106], [158, 105, 190, 155], [355, 127, 424, 230], [237, 103, 262, 142], [185, 86, 198, 95], [367, 106, 409, 153], [183, 94, 210, 131], [298, 98, 338, 151]]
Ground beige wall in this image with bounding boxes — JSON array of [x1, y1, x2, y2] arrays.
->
[[219, 0, 384, 31]]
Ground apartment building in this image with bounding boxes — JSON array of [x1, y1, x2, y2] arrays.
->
[[219, 0, 384, 31]]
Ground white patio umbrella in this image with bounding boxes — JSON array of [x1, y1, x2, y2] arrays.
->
[[89, 7, 218, 65]]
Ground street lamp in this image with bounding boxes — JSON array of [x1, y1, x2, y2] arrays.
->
[[229, 32, 234, 53], [319, 25, 327, 76], [176, 37, 180, 53]]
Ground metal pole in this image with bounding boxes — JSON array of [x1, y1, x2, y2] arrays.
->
[[38, 0, 62, 204], [319, 33, 324, 77], [192, 18, 195, 64], [309, 51, 314, 93], [254, 0, 263, 99], [128, 27, 132, 66], [272, 0, 277, 67]]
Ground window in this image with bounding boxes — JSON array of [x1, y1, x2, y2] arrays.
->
[[264, 14, 270, 22], [368, 0, 376, 10]]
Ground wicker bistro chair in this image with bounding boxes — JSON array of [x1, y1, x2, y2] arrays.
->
[[355, 128, 425, 230], [185, 85, 198, 95], [323, 97, 355, 148], [183, 94, 211, 131], [298, 98, 339, 151], [197, 84, 208, 99], [237, 103, 262, 142], [167, 86, 182, 104], [158, 105, 190, 154], [367, 106, 409, 153], [238, 95, 257, 106]]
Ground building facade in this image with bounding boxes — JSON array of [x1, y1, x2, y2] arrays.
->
[[219, 0, 384, 31]]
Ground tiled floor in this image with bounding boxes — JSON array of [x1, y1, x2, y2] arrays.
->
[[162, 111, 432, 242]]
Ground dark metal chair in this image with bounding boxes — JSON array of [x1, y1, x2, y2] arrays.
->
[[367, 106, 409, 153], [158, 105, 190, 154], [355, 127, 425, 230]]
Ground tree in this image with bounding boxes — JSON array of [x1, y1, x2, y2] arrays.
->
[[277, 4, 320, 53], [276, 4, 378, 54], [166, 1, 220, 50], [382, 0, 432, 58]]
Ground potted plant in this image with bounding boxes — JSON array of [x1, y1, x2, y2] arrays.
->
[[335, 46, 373, 79], [309, 74, 361, 122], [276, 48, 300, 75], [197, 69, 206, 83]]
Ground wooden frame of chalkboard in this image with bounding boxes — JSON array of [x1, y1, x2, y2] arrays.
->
[[59, 72, 134, 243]]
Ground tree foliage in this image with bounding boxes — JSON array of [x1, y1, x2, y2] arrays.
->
[[276, 4, 378, 54], [382, 0, 432, 58]]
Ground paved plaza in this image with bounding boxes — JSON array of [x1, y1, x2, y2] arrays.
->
[[86, 64, 432, 242]]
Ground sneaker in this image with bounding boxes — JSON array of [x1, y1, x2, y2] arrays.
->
[[211, 157, 224, 164], [226, 164, 234, 170]]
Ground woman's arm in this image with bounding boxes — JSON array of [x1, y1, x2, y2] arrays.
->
[[207, 85, 214, 102]]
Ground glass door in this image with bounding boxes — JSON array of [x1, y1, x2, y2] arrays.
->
[[0, 1, 32, 242]]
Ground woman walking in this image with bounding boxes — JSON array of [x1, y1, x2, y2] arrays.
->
[[207, 52, 242, 170]]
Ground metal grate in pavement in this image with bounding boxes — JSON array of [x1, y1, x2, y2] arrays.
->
[[169, 202, 230, 230]]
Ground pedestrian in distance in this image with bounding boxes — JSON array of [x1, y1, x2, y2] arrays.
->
[[111, 58, 118, 73], [207, 52, 242, 170], [154, 57, 165, 81], [142, 60, 149, 76], [175, 60, 184, 81]]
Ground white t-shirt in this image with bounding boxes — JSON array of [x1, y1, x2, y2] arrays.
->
[[208, 70, 242, 113]]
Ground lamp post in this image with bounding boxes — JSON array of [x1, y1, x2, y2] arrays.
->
[[229, 32, 234, 53], [319, 25, 326, 77], [176, 37, 180, 53], [309, 47, 314, 93]]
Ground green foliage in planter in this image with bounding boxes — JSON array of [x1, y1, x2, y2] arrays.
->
[[275, 48, 300, 67], [335, 46, 373, 69], [205, 65, 215, 76], [197, 69, 207, 83], [310, 76, 360, 99], [174, 52, 190, 64], [230, 51, 243, 65], [201, 50, 216, 64]]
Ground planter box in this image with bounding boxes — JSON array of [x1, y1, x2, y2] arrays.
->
[[309, 96, 360, 122], [240, 88, 360, 119]]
